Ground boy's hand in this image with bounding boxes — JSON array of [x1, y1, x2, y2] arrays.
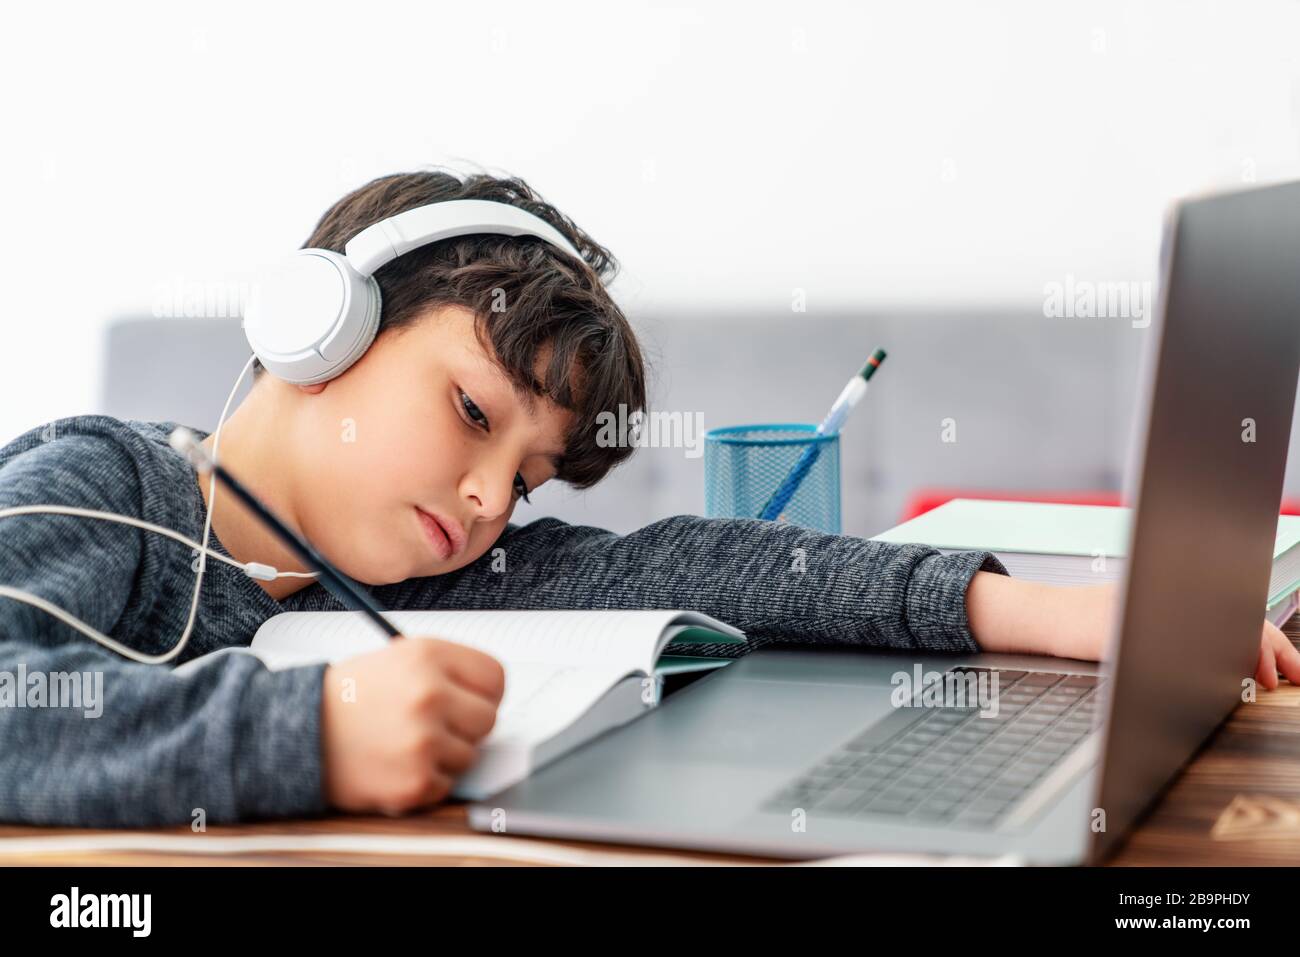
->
[[1255, 619, 1300, 690], [968, 573, 1300, 687], [320, 637, 506, 816]]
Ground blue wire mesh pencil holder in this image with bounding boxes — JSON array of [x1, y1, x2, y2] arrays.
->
[[704, 424, 841, 534]]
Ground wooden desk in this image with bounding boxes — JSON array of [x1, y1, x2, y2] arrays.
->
[[3, 627, 1300, 867]]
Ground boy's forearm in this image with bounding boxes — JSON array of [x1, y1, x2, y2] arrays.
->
[[397, 514, 1011, 655], [966, 571, 1059, 656], [966, 572, 1113, 661], [0, 634, 328, 827]]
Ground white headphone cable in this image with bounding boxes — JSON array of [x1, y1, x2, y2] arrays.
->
[[0, 354, 318, 665]]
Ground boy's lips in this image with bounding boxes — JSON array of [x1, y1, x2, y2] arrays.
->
[[415, 507, 467, 560]]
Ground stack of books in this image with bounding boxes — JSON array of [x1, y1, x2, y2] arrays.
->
[[872, 499, 1300, 627]]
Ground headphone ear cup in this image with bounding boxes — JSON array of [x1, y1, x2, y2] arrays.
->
[[243, 248, 381, 386]]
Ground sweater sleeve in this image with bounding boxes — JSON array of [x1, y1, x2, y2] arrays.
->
[[0, 434, 327, 827], [393, 513, 1010, 657]]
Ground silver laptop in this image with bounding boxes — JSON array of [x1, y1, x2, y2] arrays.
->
[[468, 181, 1300, 864]]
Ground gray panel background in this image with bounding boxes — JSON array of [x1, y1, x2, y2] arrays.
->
[[99, 313, 1295, 539]]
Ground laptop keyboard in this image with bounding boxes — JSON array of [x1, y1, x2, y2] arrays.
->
[[762, 668, 1105, 829]]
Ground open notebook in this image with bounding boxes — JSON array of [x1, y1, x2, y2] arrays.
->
[[173, 609, 746, 800]]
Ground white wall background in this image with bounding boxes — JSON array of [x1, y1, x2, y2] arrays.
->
[[1, 0, 1298, 445]]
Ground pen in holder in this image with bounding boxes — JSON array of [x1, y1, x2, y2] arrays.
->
[[703, 424, 841, 534]]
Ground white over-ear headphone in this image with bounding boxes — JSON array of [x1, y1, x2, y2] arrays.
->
[[242, 199, 585, 385]]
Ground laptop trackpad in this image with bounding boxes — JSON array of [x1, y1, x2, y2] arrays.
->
[[642, 663, 899, 768]]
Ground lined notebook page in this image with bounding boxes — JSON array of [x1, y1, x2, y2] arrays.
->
[[479, 660, 640, 748], [250, 608, 701, 674]]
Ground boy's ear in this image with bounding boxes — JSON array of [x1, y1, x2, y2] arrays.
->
[[297, 382, 328, 396]]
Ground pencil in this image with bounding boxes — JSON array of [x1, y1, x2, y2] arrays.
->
[[757, 349, 887, 522], [168, 427, 403, 639]]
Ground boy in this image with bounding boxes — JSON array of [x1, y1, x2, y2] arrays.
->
[[1, 169, 1295, 827]]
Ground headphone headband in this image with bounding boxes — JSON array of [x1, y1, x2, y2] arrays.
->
[[344, 199, 583, 275], [244, 198, 586, 386]]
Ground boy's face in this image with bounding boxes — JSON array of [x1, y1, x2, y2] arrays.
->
[[287, 304, 573, 585]]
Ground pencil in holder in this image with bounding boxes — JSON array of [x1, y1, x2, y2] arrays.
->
[[703, 424, 841, 534]]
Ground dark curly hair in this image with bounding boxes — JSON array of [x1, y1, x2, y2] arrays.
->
[[252, 167, 648, 490]]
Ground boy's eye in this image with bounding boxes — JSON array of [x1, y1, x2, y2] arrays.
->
[[458, 390, 531, 504], [459, 390, 488, 426]]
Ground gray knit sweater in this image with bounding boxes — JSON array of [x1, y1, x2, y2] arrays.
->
[[0, 415, 1007, 827]]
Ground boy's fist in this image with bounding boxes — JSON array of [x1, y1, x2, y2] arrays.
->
[[320, 636, 505, 815]]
